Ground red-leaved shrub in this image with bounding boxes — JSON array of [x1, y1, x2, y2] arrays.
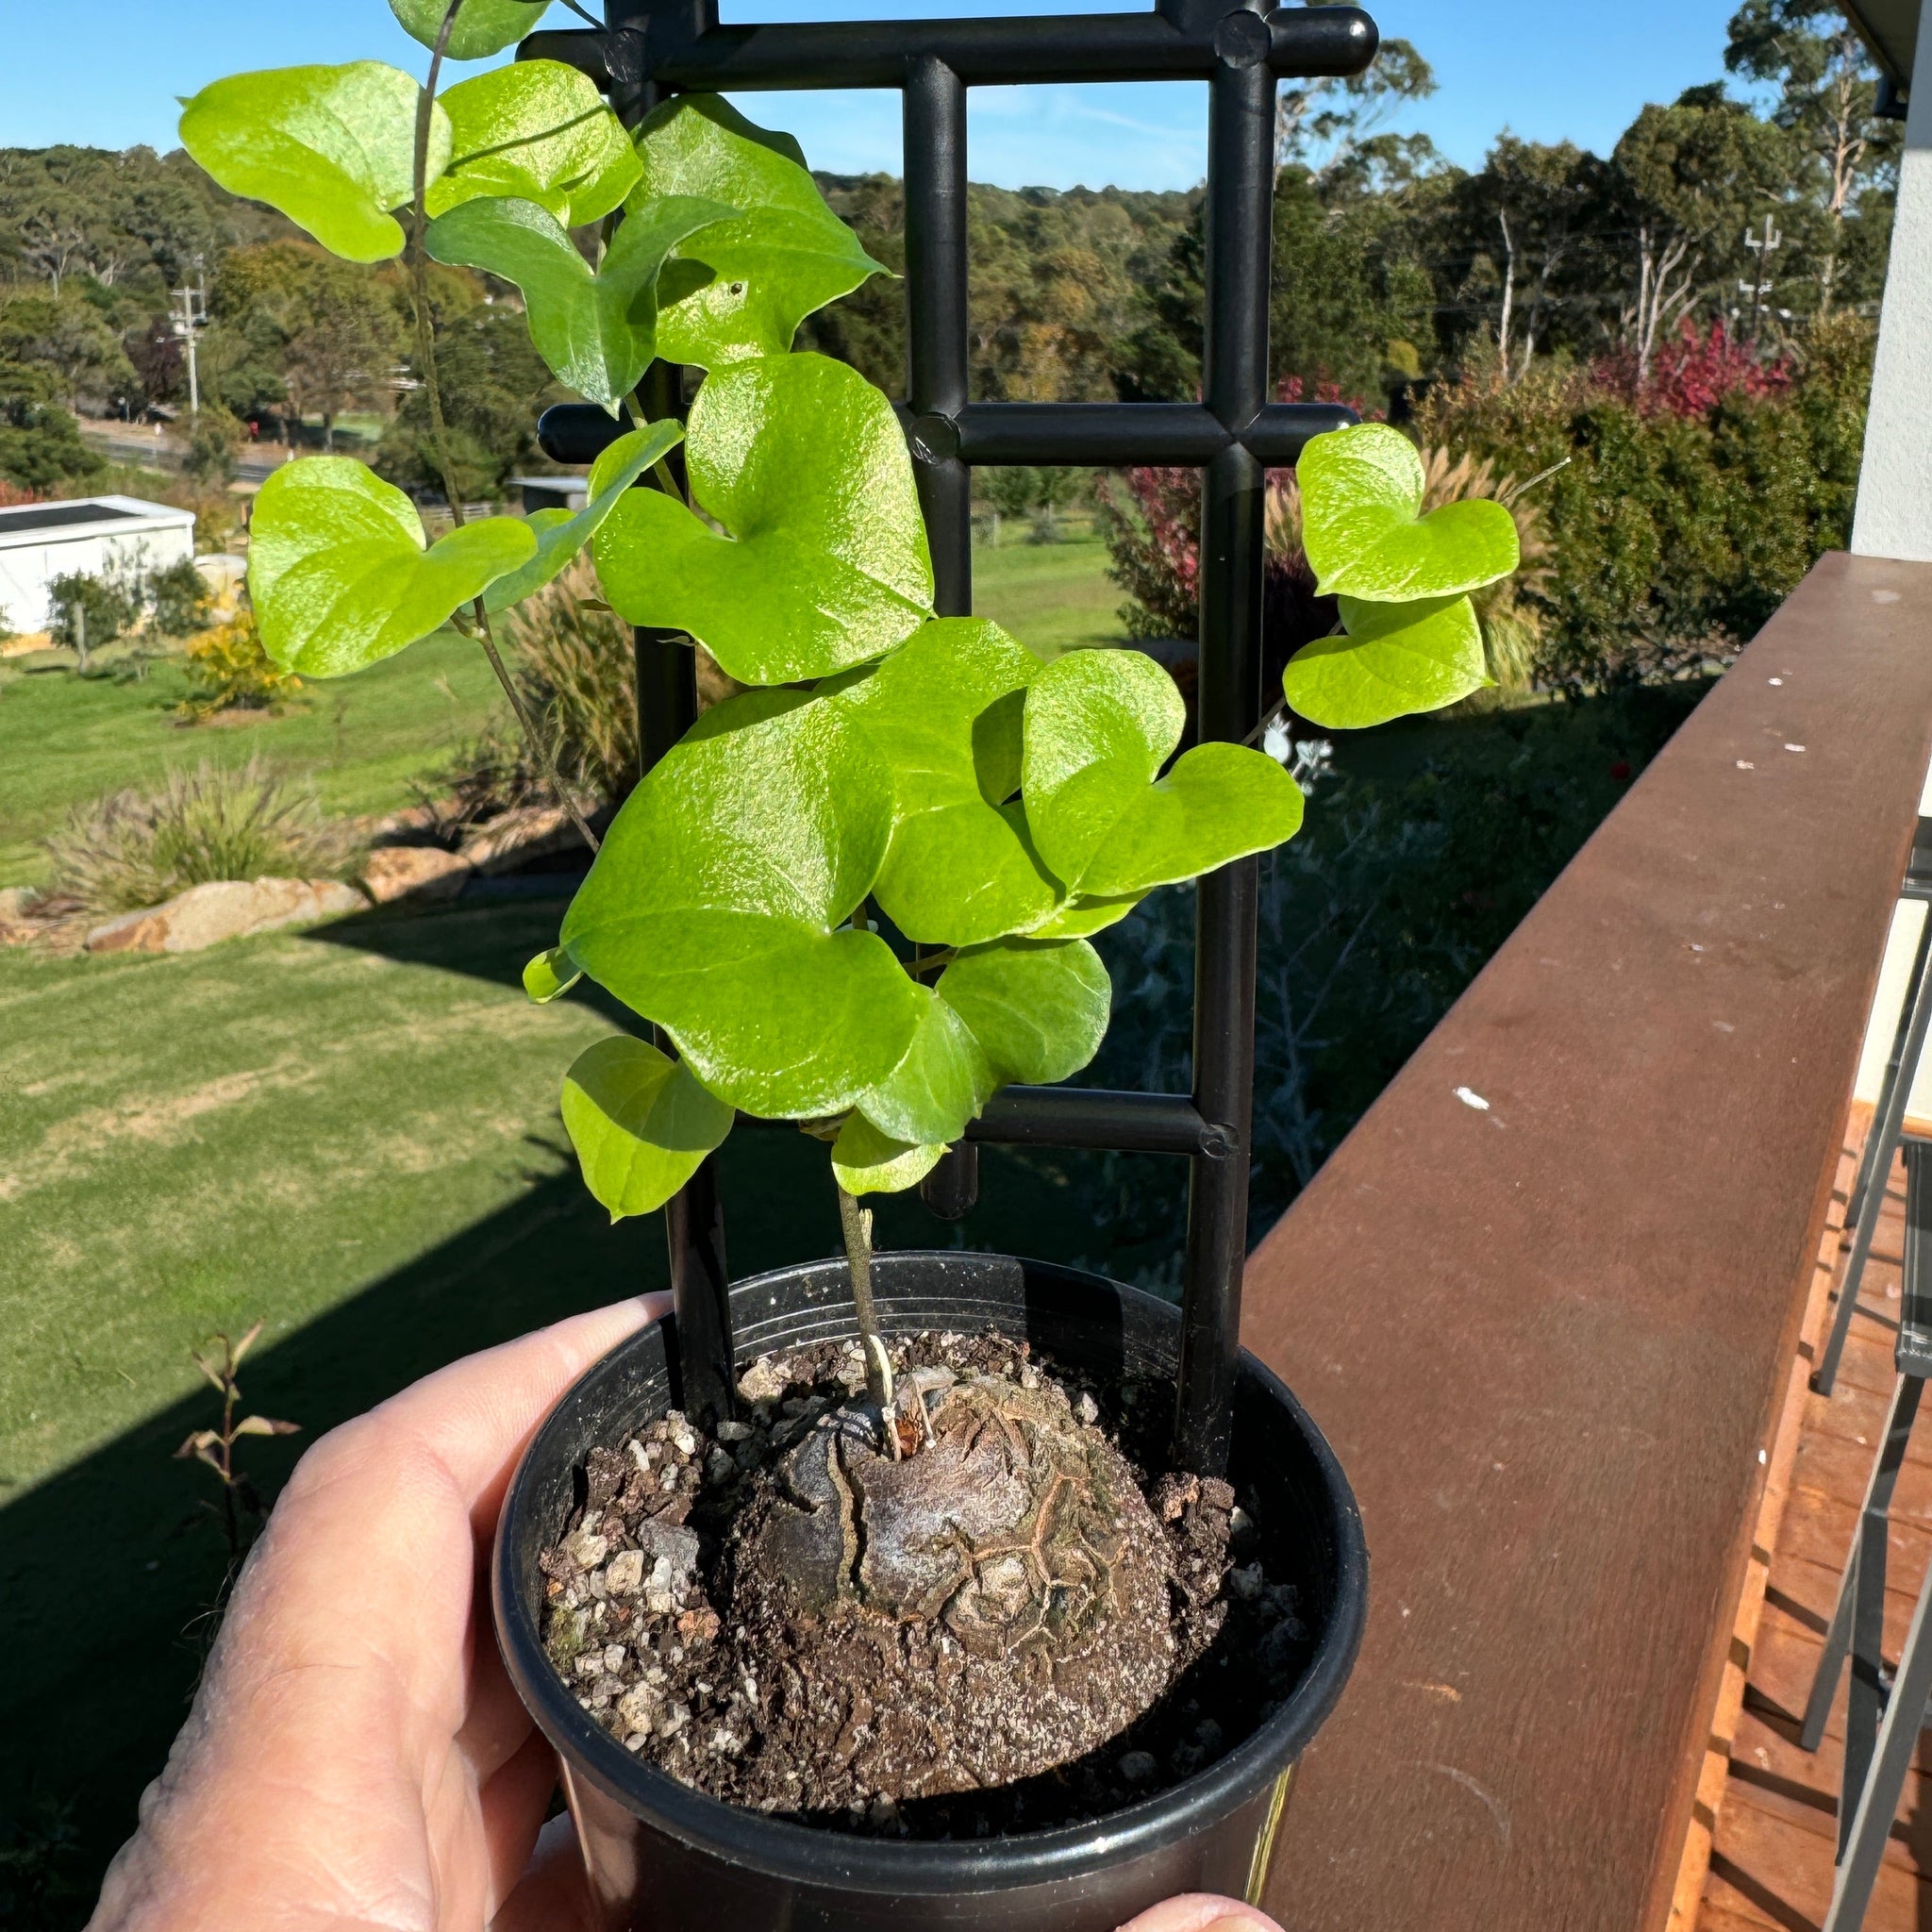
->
[[1593, 319, 1793, 420]]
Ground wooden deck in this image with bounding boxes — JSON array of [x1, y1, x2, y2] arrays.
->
[[1691, 1111, 1932, 1932]]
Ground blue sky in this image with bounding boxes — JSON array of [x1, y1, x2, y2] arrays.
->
[[5, 0, 1749, 191]]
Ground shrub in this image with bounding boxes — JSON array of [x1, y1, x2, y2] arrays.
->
[[150, 557, 217, 638], [1412, 317, 1874, 692], [46, 569, 140, 664], [184, 406, 246, 485], [177, 611, 302, 718], [42, 756, 363, 914]]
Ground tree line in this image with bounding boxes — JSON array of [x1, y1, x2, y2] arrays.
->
[[0, 1, 1898, 502]]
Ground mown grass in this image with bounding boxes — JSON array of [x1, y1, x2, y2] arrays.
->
[[0, 634, 502, 889], [0, 540, 1126, 891], [972, 526, 1129, 657], [0, 895, 1093, 1905]]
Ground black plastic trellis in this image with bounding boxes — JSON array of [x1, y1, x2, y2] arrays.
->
[[527, 0, 1378, 1477]]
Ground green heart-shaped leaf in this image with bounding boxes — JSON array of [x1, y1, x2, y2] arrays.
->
[[935, 940, 1111, 1089], [831, 1115, 945, 1198], [484, 419, 683, 612], [523, 944, 582, 1003], [1026, 893, 1144, 940], [178, 65, 447, 264], [248, 458, 536, 676], [829, 619, 1059, 946], [659, 208, 888, 368], [1298, 423, 1519, 602], [427, 61, 641, 227], [559, 690, 923, 1116], [1285, 594, 1491, 729], [426, 193, 731, 410], [593, 353, 933, 684], [630, 94, 887, 368], [561, 1034, 735, 1222], [1021, 650, 1305, 898], [855, 985, 995, 1146], [389, 0, 551, 60]]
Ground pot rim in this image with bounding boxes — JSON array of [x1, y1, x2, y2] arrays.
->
[[492, 1252, 1367, 1894]]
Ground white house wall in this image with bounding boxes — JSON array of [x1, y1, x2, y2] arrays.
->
[[0, 518, 196, 633], [1854, 0, 1932, 560]]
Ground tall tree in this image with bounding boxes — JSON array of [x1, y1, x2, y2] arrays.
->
[[1275, 15, 1438, 175], [1454, 138, 1604, 378], [1611, 90, 1796, 378], [1724, 0, 1899, 315]]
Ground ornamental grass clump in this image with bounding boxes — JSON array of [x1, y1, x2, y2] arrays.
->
[[43, 757, 363, 915], [176, 0, 1520, 1810]]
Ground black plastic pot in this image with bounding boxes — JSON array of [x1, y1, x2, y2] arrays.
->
[[493, 1253, 1367, 1931]]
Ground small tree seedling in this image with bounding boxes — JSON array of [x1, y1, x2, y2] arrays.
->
[[179, 1, 1519, 1463], [175, 1322, 300, 1564]]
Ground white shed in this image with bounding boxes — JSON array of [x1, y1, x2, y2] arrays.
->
[[0, 496, 197, 635]]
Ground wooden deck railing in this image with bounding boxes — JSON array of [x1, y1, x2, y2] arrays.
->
[[1241, 552, 1932, 1931]]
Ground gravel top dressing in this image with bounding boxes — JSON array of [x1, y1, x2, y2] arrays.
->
[[539, 1330, 1312, 1838]]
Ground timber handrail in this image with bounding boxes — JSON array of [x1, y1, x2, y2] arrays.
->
[[1244, 552, 1932, 1931]]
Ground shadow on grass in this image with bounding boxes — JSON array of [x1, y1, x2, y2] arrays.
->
[[0, 1055, 1110, 1917]]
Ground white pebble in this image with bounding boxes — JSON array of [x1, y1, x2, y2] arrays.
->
[[605, 1550, 645, 1595], [1074, 1391, 1099, 1424], [568, 1530, 609, 1570]]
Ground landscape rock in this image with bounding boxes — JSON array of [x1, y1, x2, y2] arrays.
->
[[360, 845, 472, 905], [460, 804, 584, 874], [85, 877, 363, 956]]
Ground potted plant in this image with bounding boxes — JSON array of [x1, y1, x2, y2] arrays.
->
[[179, 8, 1518, 1924]]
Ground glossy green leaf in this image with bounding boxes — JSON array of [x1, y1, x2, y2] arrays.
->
[[935, 940, 1111, 1089], [1298, 423, 1519, 603], [559, 690, 924, 1116], [630, 93, 886, 367], [855, 985, 995, 1146], [427, 61, 640, 226], [523, 945, 581, 1003], [560, 1035, 734, 1222], [831, 1115, 945, 1198], [426, 193, 731, 411], [483, 420, 683, 611], [658, 208, 887, 367], [830, 618, 1058, 945], [389, 0, 551, 61], [1285, 594, 1491, 729], [593, 353, 933, 683], [1021, 650, 1305, 898], [1027, 892, 1144, 940], [248, 458, 536, 676], [177, 65, 446, 264]]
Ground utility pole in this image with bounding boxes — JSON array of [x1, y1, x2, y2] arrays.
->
[[1740, 214, 1783, 343], [172, 264, 208, 419]]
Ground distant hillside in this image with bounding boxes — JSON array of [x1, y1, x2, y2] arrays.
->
[[804, 173, 1195, 400]]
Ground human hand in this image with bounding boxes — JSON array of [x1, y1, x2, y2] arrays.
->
[[86, 1296, 1285, 1932]]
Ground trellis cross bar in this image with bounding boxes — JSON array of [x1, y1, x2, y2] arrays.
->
[[531, 1, 1379, 1476]]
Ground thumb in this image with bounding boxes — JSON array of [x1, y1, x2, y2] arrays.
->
[[1119, 1896, 1282, 1932]]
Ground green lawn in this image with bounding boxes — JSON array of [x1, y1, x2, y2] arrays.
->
[[0, 635, 502, 889], [0, 896, 1098, 1908], [972, 527, 1129, 657], [0, 541, 1125, 892]]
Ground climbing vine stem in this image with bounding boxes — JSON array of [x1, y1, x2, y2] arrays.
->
[[408, 0, 599, 853]]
